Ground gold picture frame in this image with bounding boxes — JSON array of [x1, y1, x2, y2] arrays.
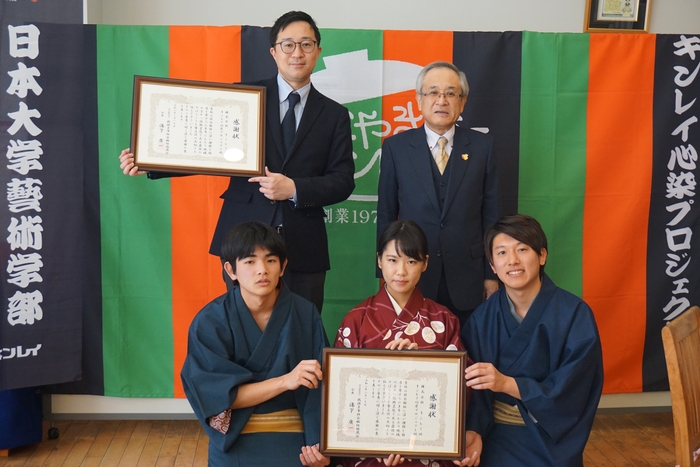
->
[[584, 0, 651, 32], [320, 348, 467, 460], [131, 76, 266, 177]]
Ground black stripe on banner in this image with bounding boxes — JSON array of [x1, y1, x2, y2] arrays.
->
[[453, 32, 522, 217], [644, 33, 700, 391], [241, 26, 277, 82], [46, 24, 104, 396], [0, 23, 87, 390]]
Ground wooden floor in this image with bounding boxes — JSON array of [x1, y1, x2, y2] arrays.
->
[[0, 412, 675, 467]]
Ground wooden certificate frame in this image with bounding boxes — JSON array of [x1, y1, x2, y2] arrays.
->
[[584, 0, 651, 32], [320, 348, 467, 460], [130, 76, 265, 177]]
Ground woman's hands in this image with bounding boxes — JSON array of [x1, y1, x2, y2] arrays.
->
[[384, 338, 417, 351]]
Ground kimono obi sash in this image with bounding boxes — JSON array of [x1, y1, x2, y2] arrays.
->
[[492, 400, 525, 426], [240, 408, 304, 434]]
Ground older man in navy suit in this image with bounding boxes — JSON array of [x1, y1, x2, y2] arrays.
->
[[377, 61, 500, 327], [120, 11, 355, 313]]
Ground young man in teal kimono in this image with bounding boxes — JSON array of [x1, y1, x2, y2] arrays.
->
[[181, 221, 330, 466], [462, 214, 604, 467]]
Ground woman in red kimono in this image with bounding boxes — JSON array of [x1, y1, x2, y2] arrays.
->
[[333, 220, 480, 467]]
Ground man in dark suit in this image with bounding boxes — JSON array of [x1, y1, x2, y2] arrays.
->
[[120, 11, 355, 313], [377, 61, 499, 327]]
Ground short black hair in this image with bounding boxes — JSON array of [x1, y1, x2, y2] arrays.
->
[[269, 11, 321, 47], [484, 214, 548, 272], [377, 220, 429, 262], [221, 221, 287, 272]]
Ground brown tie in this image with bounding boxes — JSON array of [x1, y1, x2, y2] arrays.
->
[[436, 136, 449, 175]]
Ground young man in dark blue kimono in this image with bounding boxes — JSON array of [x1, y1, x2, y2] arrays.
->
[[181, 221, 330, 466], [461, 214, 604, 467]]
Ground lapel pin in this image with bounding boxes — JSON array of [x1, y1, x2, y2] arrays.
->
[[462, 154, 469, 160]]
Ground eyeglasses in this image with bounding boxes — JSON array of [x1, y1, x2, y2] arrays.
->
[[275, 40, 318, 54], [419, 90, 464, 100]]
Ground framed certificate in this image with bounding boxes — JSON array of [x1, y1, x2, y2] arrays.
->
[[321, 348, 467, 460], [584, 0, 651, 32], [130, 76, 266, 177]]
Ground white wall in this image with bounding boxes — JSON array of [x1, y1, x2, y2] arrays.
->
[[54, 0, 696, 418], [87, 0, 700, 34]]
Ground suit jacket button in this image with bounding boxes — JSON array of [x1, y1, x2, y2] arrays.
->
[[440, 223, 445, 228], [436, 250, 442, 257]]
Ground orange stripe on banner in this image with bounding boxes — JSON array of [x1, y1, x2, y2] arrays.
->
[[584, 34, 655, 394], [169, 26, 241, 397], [382, 31, 453, 140]]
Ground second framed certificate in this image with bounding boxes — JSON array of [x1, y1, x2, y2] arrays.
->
[[321, 348, 467, 460], [131, 76, 266, 177], [584, 0, 651, 32]]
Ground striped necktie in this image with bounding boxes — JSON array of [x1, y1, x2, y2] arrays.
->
[[435, 136, 449, 175]]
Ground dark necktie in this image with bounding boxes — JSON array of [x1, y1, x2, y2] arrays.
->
[[282, 92, 300, 155]]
